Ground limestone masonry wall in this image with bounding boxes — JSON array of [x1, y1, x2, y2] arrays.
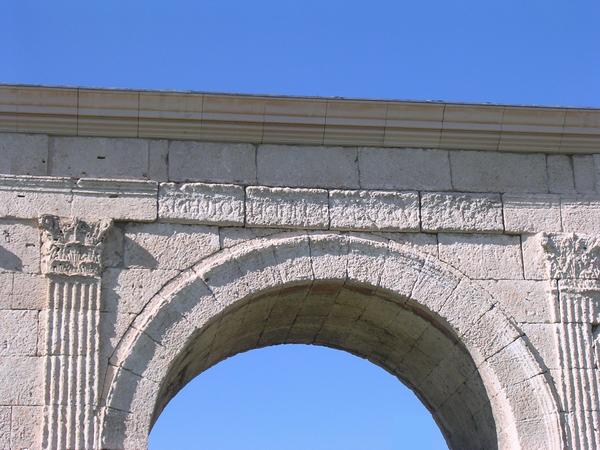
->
[[0, 129, 599, 449]]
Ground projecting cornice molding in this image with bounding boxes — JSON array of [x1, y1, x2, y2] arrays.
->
[[1, 84, 599, 153]]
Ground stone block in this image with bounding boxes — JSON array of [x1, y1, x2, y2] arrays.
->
[[596, 154, 600, 192], [478, 279, 555, 323], [0, 175, 72, 219], [521, 234, 548, 280], [359, 147, 451, 190], [0, 133, 48, 176], [421, 192, 503, 232], [0, 356, 43, 405], [329, 190, 419, 231], [10, 405, 43, 450], [49, 136, 149, 178], [8, 273, 46, 310], [257, 144, 359, 188], [158, 182, 244, 225], [246, 186, 329, 229], [123, 222, 219, 270], [547, 154, 575, 194], [0, 310, 38, 356], [0, 220, 40, 273], [450, 150, 547, 193], [168, 141, 256, 183], [148, 139, 168, 181], [102, 268, 179, 314], [503, 194, 562, 233], [519, 323, 564, 370], [438, 233, 523, 279], [573, 155, 596, 193], [71, 178, 158, 222], [561, 195, 600, 234], [103, 224, 124, 268]]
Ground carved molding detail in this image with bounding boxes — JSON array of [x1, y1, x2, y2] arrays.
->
[[39, 215, 112, 277], [39, 216, 112, 450], [542, 233, 600, 279]]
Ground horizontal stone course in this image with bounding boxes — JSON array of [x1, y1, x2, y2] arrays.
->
[[503, 194, 561, 233], [159, 182, 244, 225], [329, 190, 419, 231], [0, 133, 48, 176], [246, 186, 329, 229]]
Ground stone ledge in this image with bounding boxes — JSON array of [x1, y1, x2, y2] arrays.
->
[[1, 84, 599, 153]]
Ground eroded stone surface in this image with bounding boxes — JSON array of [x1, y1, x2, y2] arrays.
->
[[421, 192, 503, 232], [246, 186, 329, 229], [159, 182, 244, 225], [330, 190, 419, 231]]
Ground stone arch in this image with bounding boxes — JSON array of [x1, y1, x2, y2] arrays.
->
[[99, 232, 564, 450]]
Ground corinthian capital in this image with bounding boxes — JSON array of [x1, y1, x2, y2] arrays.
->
[[39, 215, 112, 277]]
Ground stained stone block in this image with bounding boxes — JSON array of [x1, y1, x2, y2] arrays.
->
[[358, 147, 452, 191], [0, 133, 48, 176], [450, 150, 547, 193], [168, 141, 256, 184], [421, 192, 503, 232], [257, 144, 359, 188], [547, 154, 576, 194], [573, 155, 597, 193], [246, 186, 329, 229], [329, 189, 419, 231], [438, 233, 523, 279], [49, 136, 150, 178], [502, 194, 562, 233], [158, 182, 244, 225]]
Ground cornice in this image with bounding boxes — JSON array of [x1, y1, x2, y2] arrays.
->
[[1, 84, 599, 153]]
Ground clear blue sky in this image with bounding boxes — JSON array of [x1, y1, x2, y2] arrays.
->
[[3, 1, 600, 107], [4, 2, 599, 449]]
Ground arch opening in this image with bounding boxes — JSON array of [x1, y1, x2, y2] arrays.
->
[[149, 344, 449, 450], [153, 281, 496, 449]]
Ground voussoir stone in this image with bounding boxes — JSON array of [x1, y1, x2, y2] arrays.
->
[[329, 190, 419, 231], [421, 192, 503, 233], [246, 186, 329, 229], [159, 182, 245, 225]]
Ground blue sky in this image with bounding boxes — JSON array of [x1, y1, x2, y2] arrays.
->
[[4, 1, 599, 449]]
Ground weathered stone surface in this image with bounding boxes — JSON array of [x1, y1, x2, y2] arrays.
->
[[219, 227, 282, 249], [560, 195, 600, 234], [478, 279, 555, 323], [257, 144, 359, 188], [0, 133, 48, 176], [246, 186, 329, 229], [102, 268, 179, 314], [450, 150, 547, 193], [372, 232, 438, 257], [123, 222, 219, 270], [329, 190, 419, 231], [359, 147, 451, 190], [148, 140, 169, 181], [11, 406, 43, 450], [0, 310, 38, 356], [0, 220, 40, 273], [0, 356, 43, 405], [438, 233, 523, 279], [421, 192, 503, 232], [547, 154, 575, 194], [168, 141, 256, 183], [573, 155, 597, 193], [49, 137, 150, 179], [0, 407, 9, 449], [159, 182, 244, 225], [503, 194, 561, 233], [0, 175, 72, 219]]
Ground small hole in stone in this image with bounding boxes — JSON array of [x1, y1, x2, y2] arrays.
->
[[97, 156, 106, 160], [17, 194, 25, 198], [108, 194, 119, 199]]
